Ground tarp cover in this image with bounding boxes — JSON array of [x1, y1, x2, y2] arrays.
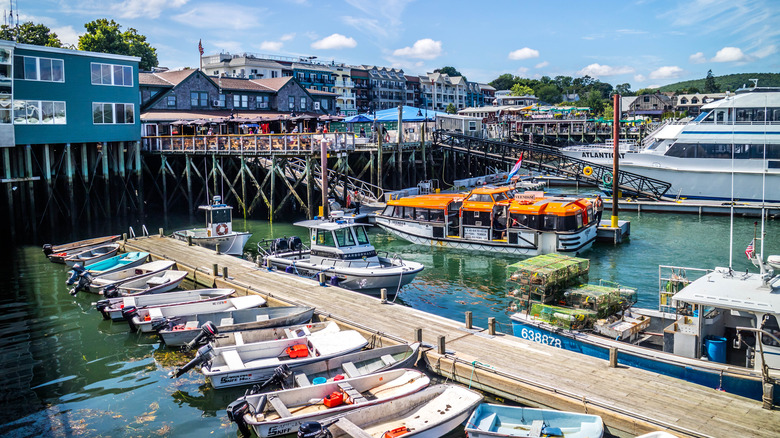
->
[[344, 106, 449, 123]]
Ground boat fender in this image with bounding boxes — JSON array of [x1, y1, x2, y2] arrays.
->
[[42, 243, 53, 256], [297, 421, 333, 438], [185, 321, 218, 350], [285, 266, 295, 274], [384, 426, 409, 438], [121, 306, 139, 333], [171, 344, 213, 378], [226, 399, 254, 438], [329, 276, 340, 287]]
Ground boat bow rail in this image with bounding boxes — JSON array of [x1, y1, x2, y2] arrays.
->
[[433, 131, 672, 200]]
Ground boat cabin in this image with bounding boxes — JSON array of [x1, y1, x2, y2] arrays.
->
[[199, 196, 235, 237], [296, 217, 379, 265]]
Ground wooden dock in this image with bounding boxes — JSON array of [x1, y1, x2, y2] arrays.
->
[[124, 235, 780, 438]]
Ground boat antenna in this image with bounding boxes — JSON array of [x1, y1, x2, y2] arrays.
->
[[760, 94, 767, 272]]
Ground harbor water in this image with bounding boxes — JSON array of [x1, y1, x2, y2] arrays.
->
[[1, 209, 778, 436]]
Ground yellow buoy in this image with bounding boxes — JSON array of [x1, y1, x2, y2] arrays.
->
[[583, 166, 593, 176]]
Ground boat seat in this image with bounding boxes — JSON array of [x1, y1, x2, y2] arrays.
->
[[147, 276, 170, 286], [529, 420, 544, 437], [219, 318, 234, 326], [476, 412, 498, 431], [380, 354, 395, 366], [233, 332, 244, 346], [268, 395, 292, 418], [333, 418, 372, 438], [341, 361, 360, 378], [148, 308, 163, 319], [337, 381, 367, 404], [222, 350, 244, 370], [294, 372, 311, 387], [256, 314, 270, 322], [184, 320, 199, 329]]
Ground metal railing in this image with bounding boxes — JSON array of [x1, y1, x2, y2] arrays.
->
[[142, 133, 358, 155]]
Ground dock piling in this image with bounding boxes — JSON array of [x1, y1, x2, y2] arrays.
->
[[216, 242, 221, 255], [609, 347, 618, 368], [122, 233, 127, 244], [380, 288, 387, 304], [318, 272, 326, 286], [466, 311, 473, 329], [158, 228, 164, 237], [212, 264, 218, 276], [414, 328, 422, 343], [488, 317, 496, 335], [187, 235, 192, 246], [223, 267, 229, 279], [437, 335, 446, 355]]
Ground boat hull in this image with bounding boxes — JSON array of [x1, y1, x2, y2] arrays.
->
[[510, 313, 776, 403], [64, 244, 121, 267], [102, 289, 235, 321], [465, 404, 604, 438], [130, 295, 266, 333], [172, 230, 252, 256], [87, 260, 177, 294], [44, 235, 121, 263], [83, 252, 149, 277]]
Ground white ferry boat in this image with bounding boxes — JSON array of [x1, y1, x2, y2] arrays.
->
[[374, 186, 598, 256], [172, 196, 252, 256], [560, 139, 641, 166], [614, 86, 779, 202]]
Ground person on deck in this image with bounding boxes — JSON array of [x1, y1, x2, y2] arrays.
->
[[595, 194, 604, 224]]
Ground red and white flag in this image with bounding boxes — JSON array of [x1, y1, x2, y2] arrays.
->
[[198, 39, 204, 55], [745, 239, 755, 259]]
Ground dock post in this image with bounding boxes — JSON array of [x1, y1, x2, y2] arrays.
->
[[380, 288, 387, 304], [465, 311, 473, 329], [223, 267, 229, 279], [488, 317, 496, 335], [256, 255, 263, 267], [187, 235, 192, 246], [216, 242, 221, 255], [609, 347, 618, 367], [123, 233, 127, 244], [213, 264, 219, 276], [437, 335, 446, 355], [158, 228, 164, 237], [764, 383, 774, 409], [318, 272, 326, 286], [414, 328, 422, 343]]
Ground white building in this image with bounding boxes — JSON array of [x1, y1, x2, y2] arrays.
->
[[420, 72, 469, 111], [201, 53, 286, 79]]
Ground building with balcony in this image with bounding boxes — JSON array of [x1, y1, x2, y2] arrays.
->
[[292, 62, 334, 93], [479, 84, 496, 107], [332, 65, 356, 116], [493, 90, 538, 107], [404, 75, 421, 108], [201, 52, 286, 79], [351, 68, 370, 113], [420, 72, 469, 112], [621, 93, 673, 120], [363, 65, 405, 110]]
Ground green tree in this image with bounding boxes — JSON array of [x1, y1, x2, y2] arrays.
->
[[435, 66, 463, 79], [510, 84, 534, 96], [585, 91, 604, 115], [535, 84, 562, 104], [704, 69, 719, 93], [614, 83, 632, 96], [635, 88, 658, 95], [602, 102, 614, 119], [1, 21, 62, 47], [445, 103, 457, 114], [78, 19, 158, 70], [489, 73, 517, 91]]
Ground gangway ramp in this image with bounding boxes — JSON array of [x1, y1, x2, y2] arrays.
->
[[434, 131, 672, 200]]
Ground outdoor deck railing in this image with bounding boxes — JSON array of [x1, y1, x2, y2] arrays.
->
[[141, 132, 367, 154]]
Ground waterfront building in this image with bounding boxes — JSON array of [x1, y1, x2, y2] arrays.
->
[[200, 52, 286, 79], [493, 90, 538, 107], [621, 94, 673, 120], [292, 61, 334, 92], [673, 92, 726, 117], [420, 72, 469, 112], [351, 68, 370, 113], [363, 65, 406, 110], [479, 84, 496, 107], [404, 75, 421, 108], [332, 65, 356, 116]]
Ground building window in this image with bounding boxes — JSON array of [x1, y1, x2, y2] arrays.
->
[[13, 55, 64, 82], [300, 97, 307, 110], [217, 94, 226, 107], [92, 102, 135, 124], [271, 71, 278, 78], [233, 94, 248, 108], [12, 100, 66, 124], [90, 63, 132, 86], [257, 95, 269, 109], [167, 95, 176, 107], [190, 91, 208, 107], [289, 96, 295, 110]]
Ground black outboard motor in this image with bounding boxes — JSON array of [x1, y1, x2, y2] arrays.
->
[[288, 236, 303, 252], [66, 264, 87, 285], [171, 344, 214, 378], [150, 317, 173, 333], [226, 399, 255, 438], [67, 264, 92, 296], [271, 237, 289, 253], [185, 321, 218, 350], [42, 243, 53, 256], [121, 306, 139, 332], [95, 299, 112, 320], [298, 421, 334, 438], [103, 284, 120, 298], [246, 364, 292, 394]]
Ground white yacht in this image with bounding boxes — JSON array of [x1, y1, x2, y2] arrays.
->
[[618, 86, 780, 202], [560, 138, 641, 166], [173, 196, 252, 256]]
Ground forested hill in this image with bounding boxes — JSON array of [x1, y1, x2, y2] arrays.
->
[[658, 73, 780, 93]]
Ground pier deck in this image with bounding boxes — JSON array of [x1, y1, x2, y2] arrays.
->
[[125, 235, 779, 438]]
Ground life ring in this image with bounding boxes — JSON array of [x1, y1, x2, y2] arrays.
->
[[602, 172, 613, 187], [216, 223, 228, 236], [583, 166, 593, 176]]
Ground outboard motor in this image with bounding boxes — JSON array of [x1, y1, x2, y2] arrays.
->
[[171, 344, 214, 378], [185, 321, 218, 350], [66, 264, 87, 285], [298, 421, 334, 438], [42, 243, 53, 256], [226, 399, 254, 438], [150, 317, 173, 333], [67, 264, 92, 295], [121, 306, 140, 332], [246, 364, 292, 394], [288, 236, 303, 252], [271, 237, 289, 253], [103, 284, 120, 298], [95, 299, 112, 320]]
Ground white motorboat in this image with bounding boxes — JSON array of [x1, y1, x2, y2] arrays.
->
[[95, 288, 235, 321], [323, 384, 483, 437], [80, 260, 177, 295], [225, 369, 430, 438], [123, 295, 266, 333], [105, 269, 188, 298], [465, 404, 604, 438], [172, 196, 252, 256], [157, 305, 315, 347], [172, 328, 368, 388], [43, 235, 120, 264], [63, 243, 120, 267], [259, 215, 424, 295]]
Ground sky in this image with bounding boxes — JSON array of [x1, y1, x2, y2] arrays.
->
[[8, 0, 780, 89]]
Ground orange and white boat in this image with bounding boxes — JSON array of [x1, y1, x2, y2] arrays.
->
[[375, 186, 597, 256]]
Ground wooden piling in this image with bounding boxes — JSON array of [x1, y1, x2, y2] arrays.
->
[[488, 317, 496, 335], [414, 328, 422, 343], [437, 335, 446, 355], [609, 347, 618, 368], [466, 311, 473, 329]]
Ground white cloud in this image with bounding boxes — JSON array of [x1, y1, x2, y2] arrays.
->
[[172, 5, 265, 30], [753, 44, 777, 59], [634, 74, 646, 82], [712, 46, 747, 62], [52, 25, 80, 47], [343, 0, 413, 39], [311, 33, 357, 50], [115, 0, 189, 19], [508, 47, 539, 60], [259, 41, 283, 52], [577, 63, 635, 77], [517, 67, 529, 75], [535, 61, 549, 69], [689, 52, 706, 64], [392, 39, 442, 60], [280, 33, 296, 42], [649, 66, 684, 79]]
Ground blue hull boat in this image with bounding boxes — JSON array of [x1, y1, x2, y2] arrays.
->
[[68, 252, 149, 279], [465, 403, 604, 438]]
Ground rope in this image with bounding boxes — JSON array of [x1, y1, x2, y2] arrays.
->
[[468, 360, 494, 389]]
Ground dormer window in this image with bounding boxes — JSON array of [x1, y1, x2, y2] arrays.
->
[[691, 97, 699, 104], [680, 98, 688, 104]]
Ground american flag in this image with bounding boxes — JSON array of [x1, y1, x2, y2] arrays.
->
[[745, 239, 755, 259], [198, 39, 204, 55]]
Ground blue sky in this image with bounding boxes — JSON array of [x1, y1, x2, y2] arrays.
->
[[11, 0, 780, 89]]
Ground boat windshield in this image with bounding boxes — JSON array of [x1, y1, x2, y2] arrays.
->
[[334, 228, 356, 247], [211, 209, 231, 224], [354, 226, 370, 245], [316, 230, 336, 247], [493, 189, 517, 201]]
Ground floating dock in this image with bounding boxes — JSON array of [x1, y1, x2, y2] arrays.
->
[[124, 235, 779, 438]]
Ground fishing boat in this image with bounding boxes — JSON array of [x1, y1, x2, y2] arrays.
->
[[258, 215, 424, 295], [172, 329, 368, 388], [172, 196, 252, 256], [123, 295, 266, 333], [225, 369, 430, 438], [509, 260, 780, 404], [611, 85, 780, 202], [320, 384, 483, 437], [78, 260, 177, 295], [63, 243, 121, 267], [68, 251, 149, 278], [43, 235, 120, 263], [156, 305, 315, 347], [464, 404, 604, 438], [95, 288, 235, 321], [104, 269, 188, 298], [374, 186, 597, 256]]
